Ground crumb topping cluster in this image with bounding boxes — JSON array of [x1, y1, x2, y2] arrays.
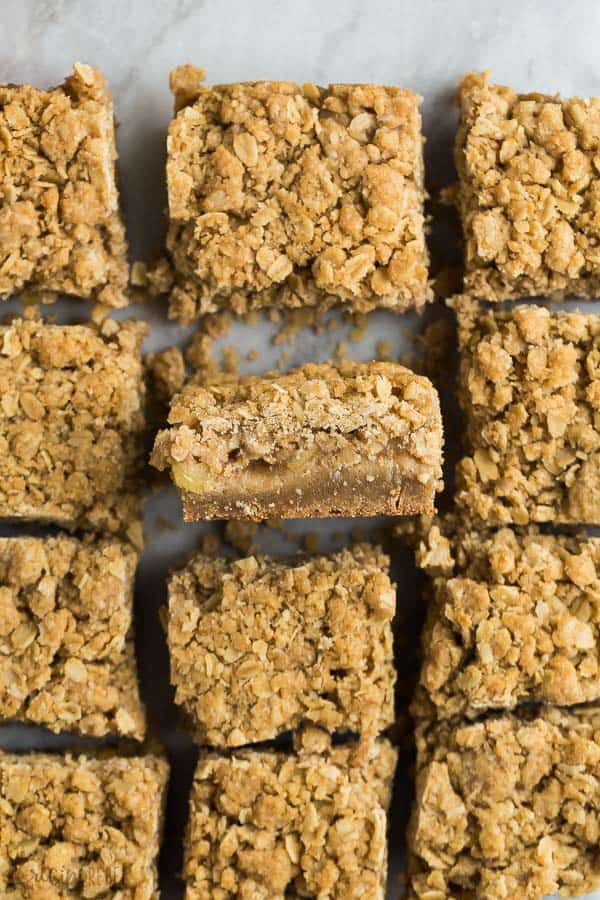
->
[[0, 63, 128, 306], [408, 706, 600, 899], [168, 545, 396, 745], [184, 733, 397, 899], [166, 68, 431, 322], [457, 71, 600, 301], [0, 751, 168, 897], [0, 318, 147, 541], [455, 302, 600, 525], [0, 536, 145, 739]]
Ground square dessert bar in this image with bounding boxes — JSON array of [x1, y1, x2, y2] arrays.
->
[[183, 731, 397, 899], [455, 302, 600, 526], [408, 705, 600, 899], [168, 544, 396, 746], [0, 750, 168, 897], [151, 360, 443, 521], [0, 535, 145, 739], [456, 71, 600, 302], [414, 525, 600, 719], [0, 318, 147, 540], [166, 65, 431, 323], [0, 64, 128, 306]]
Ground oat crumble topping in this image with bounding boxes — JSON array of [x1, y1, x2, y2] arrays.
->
[[0, 64, 129, 306], [168, 544, 396, 745], [183, 733, 397, 899], [455, 301, 600, 526], [166, 69, 432, 322]]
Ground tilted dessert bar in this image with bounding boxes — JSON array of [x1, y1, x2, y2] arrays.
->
[[407, 705, 600, 899], [168, 544, 396, 745], [456, 71, 600, 302], [0, 535, 145, 739], [183, 730, 397, 899], [0, 318, 147, 540], [0, 64, 128, 306], [166, 65, 432, 323], [455, 301, 600, 526], [151, 360, 443, 521], [414, 525, 600, 719], [0, 750, 168, 897]]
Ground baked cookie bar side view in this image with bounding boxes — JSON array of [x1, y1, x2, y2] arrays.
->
[[168, 544, 396, 745], [407, 705, 600, 899], [454, 300, 600, 526], [0, 317, 147, 543], [412, 525, 600, 719], [151, 360, 443, 521], [166, 65, 432, 323], [0, 63, 129, 306], [182, 730, 397, 899], [456, 70, 600, 302], [0, 535, 146, 739], [0, 750, 169, 898]]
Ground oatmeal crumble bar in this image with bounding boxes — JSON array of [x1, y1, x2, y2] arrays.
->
[[168, 544, 396, 745], [0, 318, 147, 540], [183, 730, 397, 899], [457, 71, 600, 302], [166, 66, 432, 323], [0, 535, 145, 739], [0, 750, 168, 898], [151, 360, 443, 521], [413, 525, 600, 719], [0, 64, 128, 306], [455, 301, 600, 526], [407, 705, 600, 899]]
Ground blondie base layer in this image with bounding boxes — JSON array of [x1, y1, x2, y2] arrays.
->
[[168, 545, 395, 745], [0, 64, 129, 307], [408, 705, 600, 899], [183, 730, 397, 899], [0, 318, 147, 540], [455, 302, 600, 526], [457, 71, 600, 302], [0, 750, 168, 898], [0, 535, 145, 739], [151, 360, 443, 521], [414, 525, 600, 719], [166, 66, 432, 323]]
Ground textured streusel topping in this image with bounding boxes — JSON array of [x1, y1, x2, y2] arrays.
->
[[168, 544, 396, 746], [408, 706, 600, 899], [0, 751, 168, 898], [0, 318, 147, 541], [0, 63, 128, 306], [0, 536, 145, 739], [152, 360, 442, 489], [166, 69, 431, 322], [457, 71, 600, 301], [414, 526, 600, 719], [184, 734, 397, 899], [455, 301, 600, 525]]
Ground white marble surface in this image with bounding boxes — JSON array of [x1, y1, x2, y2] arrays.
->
[[1, 0, 600, 897]]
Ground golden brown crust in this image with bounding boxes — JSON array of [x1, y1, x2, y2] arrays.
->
[[0, 318, 147, 542], [414, 526, 600, 719], [0, 64, 128, 306], [0, 535, 145, 739], [407, 706, 600, 899], [166, 73, 432, 322], [183, 735, 397, 899], [168, 545, 396, 745], [455, 301, 600, 526], [457, 71, 600, 301], [151, 360, 443, 521], [0, 750, 169, 897]]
